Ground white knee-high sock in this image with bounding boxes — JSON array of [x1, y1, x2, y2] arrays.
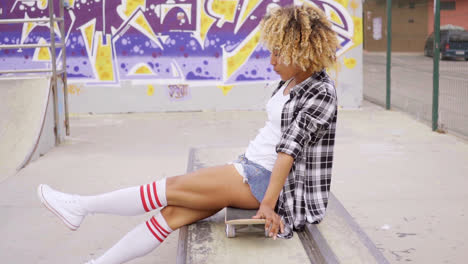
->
[[80, 178, 167, 216], [93, 213, 173, 264]]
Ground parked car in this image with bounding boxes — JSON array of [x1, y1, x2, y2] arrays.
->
[[424, 26, 468, 60]]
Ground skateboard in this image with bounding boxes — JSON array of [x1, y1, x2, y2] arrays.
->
[[225, 207, 269, 238]]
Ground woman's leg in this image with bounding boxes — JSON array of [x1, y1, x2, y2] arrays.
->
[[89, 206, 220, 264], [38, 164, 259, 230], [166, 164, 260, 210]]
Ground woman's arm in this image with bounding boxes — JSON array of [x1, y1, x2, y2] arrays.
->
[[253, 152, 293, 239], [262, 152, 293, 208]]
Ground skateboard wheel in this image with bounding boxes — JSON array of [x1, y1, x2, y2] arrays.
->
[[226, 224, 236, 238]]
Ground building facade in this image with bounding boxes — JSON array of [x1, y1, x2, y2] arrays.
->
[[363, 0, 467, 52], [427, 0, 468, 33]]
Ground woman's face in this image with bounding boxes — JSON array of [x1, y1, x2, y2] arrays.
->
[[270, 48, 302, 81]]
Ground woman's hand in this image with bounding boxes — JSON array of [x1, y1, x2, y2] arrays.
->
[[253, 203, 284, 240], [255, 152, 292, 239]]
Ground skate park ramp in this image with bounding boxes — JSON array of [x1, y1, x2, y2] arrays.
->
[[0, 76, 56, 181]]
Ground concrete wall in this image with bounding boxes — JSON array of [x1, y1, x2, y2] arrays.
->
[[0, 0, 363, 112]]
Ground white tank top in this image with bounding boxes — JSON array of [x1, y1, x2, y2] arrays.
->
[[245, 80, 291, 171]]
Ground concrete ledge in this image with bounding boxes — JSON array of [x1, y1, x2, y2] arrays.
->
[[298, 192, 390, 264], [177, 147, 389, 264]]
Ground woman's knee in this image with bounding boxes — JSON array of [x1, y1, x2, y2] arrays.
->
[[166, 175, 179, 191], [166, 173, 192, 192]]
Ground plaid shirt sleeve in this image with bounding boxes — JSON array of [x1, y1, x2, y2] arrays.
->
[[276, 90, 337, 159]]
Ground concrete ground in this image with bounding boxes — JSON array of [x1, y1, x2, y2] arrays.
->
[[1, 101, 467, 263]]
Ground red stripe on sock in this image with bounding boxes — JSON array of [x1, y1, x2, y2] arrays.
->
[[153, 217, 169, 236], [140, 185, 150, 212], [146, 184, 156, 210], [153, 182, 163, 207], [145, 221, 163, 242], [151, 217, 168, 238]]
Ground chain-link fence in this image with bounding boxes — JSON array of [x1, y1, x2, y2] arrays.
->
[[363, 0, 468, 138], [438, 9, 468, 136]]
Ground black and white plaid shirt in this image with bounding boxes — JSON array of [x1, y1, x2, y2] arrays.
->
[[273, 70, 338, 239]]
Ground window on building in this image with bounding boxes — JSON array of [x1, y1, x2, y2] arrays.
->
[[396, 0, 425, 9], [441, 1, 456, 10]]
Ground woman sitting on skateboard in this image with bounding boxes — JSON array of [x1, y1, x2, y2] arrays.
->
[[38, 4, 339, 264]]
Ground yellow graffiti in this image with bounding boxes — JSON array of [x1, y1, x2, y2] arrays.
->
[[37, 0, 48, 10], [147, 85, 155, 96], [68, 84, 82, 96], [239, 0, 261, 26], [350, 0, 359, 11], [34, 38, 51, 61], [343, 56, 357, 69], [351, 16, 363, 49], [123, 0, 145, 17], [200, 4, 216, 42], [38, 47, 50, 60], [20, 16, 37, 48], [330, 10, 343, 27], [38, 48, 51, 60], [83, 21, 96, 52], [134, 13, 157, 40], [135, 65, 152, 74], [225, 29, 260, 80], [25, 22, 35, 37], [52, 22, 61, 39], [217, 85, 234, 95], [211, 0, 238, 23], [95, 33, 114, 81], [335, 0, 350, 8]]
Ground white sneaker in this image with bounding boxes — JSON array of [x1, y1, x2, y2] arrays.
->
[[37, 184, 86, 231]]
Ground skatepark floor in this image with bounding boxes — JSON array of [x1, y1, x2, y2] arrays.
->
[[1, 100, 467, 264]]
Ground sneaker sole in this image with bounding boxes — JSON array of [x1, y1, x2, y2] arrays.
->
[[37, 184, 80, 231]]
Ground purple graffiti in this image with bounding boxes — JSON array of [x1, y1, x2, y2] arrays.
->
[[0, 0, 354, 83]]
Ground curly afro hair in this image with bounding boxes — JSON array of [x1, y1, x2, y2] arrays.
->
[[260, 4, 339, 73]]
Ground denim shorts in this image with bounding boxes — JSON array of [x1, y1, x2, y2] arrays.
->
[[230, 154, 272, 203]]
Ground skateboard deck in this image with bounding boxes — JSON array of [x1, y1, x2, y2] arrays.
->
[[225, 207, 268, 238]]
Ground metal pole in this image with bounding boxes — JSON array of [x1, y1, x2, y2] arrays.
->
[[386, 0, 392, 110], [49, 0, 60, 145], [0, 43, 64, 49], [59, 0, 70, 136], [432, 0, 440, 131], [0, 18, 55, 24], [0, 69, 55, 74]]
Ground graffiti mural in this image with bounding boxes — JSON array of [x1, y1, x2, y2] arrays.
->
[[0, 0, 361, 88]]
